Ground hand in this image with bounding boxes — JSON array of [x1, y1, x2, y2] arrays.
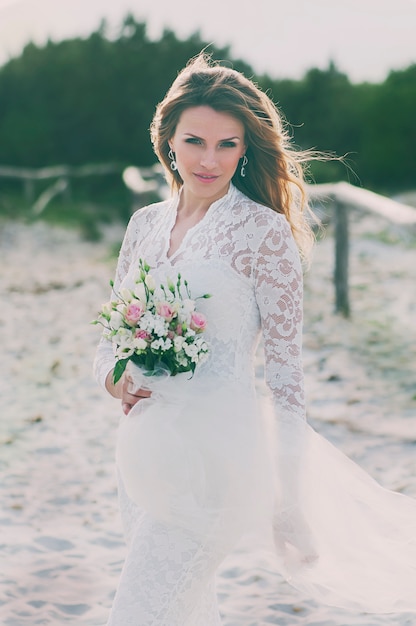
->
[[273, 506, 319, 570], [121, 374, 152, 415], [104, 369, 152, 414]]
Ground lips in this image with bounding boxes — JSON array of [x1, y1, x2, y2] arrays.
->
[[194, 173, 219, 183]]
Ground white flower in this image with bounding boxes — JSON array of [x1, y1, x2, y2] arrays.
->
[[166, 277, 175, 293], [183, 342, 198, 358], [113, 325, 135, 358], [120, 287, 133, 303], [110, 310, 124, 330], [151, 337, 172, 351], [182, 298, 195, 313], [115, 327, 133, 339], [112, 329, 134, 352], [152, 315, 168, 337], [144, 274, 156, 292], [184, 328, 196, 338], [116, 302, 126, 315], [173, 336, 185, 352], [194, 336, 208, 350], [115, 345, 134, 359], [133, 337, 147, 351], [101, 301, 114, 317], [133, 282, 147, 303], [132, 267, 146, 283], [198, 351, 209, 364], [176, 299, 193, 324], [163, 337, 172, 350], [139, 311, 155, 332]]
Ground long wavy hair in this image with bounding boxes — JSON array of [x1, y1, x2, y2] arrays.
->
[[150, 53, 315, 259]]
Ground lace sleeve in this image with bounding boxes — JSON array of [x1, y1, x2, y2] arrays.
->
[[253, 213, 307, 511], [92, 214, 140, 389], [253, 214, 305, 422]]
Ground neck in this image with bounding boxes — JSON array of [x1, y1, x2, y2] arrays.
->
[[178, 183, 230, 217]]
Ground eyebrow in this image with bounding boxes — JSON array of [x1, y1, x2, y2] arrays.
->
[[184, 133, 242, 141]]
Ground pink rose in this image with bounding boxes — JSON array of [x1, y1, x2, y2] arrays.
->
[[175, 323, 183, 336], [125, 300, 144, 326], [135, 329, 149, 340], [156, 301, 175, 321], [190, 311, 207, 332]]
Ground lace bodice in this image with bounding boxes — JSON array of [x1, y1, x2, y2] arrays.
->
[[94, 183, 305, 423]]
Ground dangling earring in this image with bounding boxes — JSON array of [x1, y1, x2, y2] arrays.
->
[[240, 155, 248, 177], [168, 148, 178, 171]]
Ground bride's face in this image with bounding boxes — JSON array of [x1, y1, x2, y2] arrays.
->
[[169, 106, 246, 205]]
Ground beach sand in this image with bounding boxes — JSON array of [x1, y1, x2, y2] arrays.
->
[[0, 208, 415, 625]]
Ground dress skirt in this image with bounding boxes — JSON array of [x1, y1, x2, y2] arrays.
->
[[109, 373, 273, 625], [113, 370, 416, 622]]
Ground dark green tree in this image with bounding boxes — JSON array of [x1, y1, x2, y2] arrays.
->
[[0, 16, 242, 168], [357, 65, 416, 191], [0, 17, 415, 193]]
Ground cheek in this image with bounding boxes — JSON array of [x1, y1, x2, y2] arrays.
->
[[175, 148, 193, 168], [225, 153, 243, 171]]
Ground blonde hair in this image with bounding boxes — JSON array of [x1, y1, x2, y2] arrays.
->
[[150, 53, 315, 259]]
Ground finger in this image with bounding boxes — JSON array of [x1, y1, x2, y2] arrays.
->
[[138, 388, 152, 398], [122, 402, 132, 415], [123, 377, 152, 396], [121, 391, 152, 414], [126, 378, 137, 394], [123, 390, 141, 404], [129, 388, 152, 399], [123, 391, 151, 406]]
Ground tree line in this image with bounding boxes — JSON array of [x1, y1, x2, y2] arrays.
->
[[0, 15, 415, 197]]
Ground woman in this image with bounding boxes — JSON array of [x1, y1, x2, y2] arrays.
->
[[94, 54, 416, 625]]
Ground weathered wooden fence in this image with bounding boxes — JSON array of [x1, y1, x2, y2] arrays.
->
[[0, 162, 170, 214], [0, 163, 123, 210], [119, 171, 416, 318], [307, 182, 416, 317], [122, 164, 170, 202], [2, 164, 416, 318]]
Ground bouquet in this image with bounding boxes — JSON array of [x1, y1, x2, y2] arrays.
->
[[93, 259, 211, 384]]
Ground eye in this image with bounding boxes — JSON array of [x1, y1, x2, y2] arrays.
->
[[185, 137, 202, 145], [220, 141, 238, 148]]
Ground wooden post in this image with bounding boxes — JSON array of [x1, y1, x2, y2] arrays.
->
[[333, 199, 350, 317], [23, 178, 35, 204], [62, 176, 72, 203]]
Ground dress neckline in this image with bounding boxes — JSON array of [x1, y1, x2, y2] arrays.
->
[[165, 183, 237, 263]]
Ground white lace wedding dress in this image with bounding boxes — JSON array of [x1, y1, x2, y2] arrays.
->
[[94, 184, 416, 625]]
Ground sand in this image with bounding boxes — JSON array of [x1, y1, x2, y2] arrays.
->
[[1, 207, 415, 625]]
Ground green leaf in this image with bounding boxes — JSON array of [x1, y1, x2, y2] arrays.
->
[[113, 358, 129, 384]]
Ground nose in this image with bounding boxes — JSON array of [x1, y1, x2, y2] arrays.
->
[[200, 148, 217, 169]]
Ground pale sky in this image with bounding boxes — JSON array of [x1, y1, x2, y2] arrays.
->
[[0, 0, 415, 82]]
